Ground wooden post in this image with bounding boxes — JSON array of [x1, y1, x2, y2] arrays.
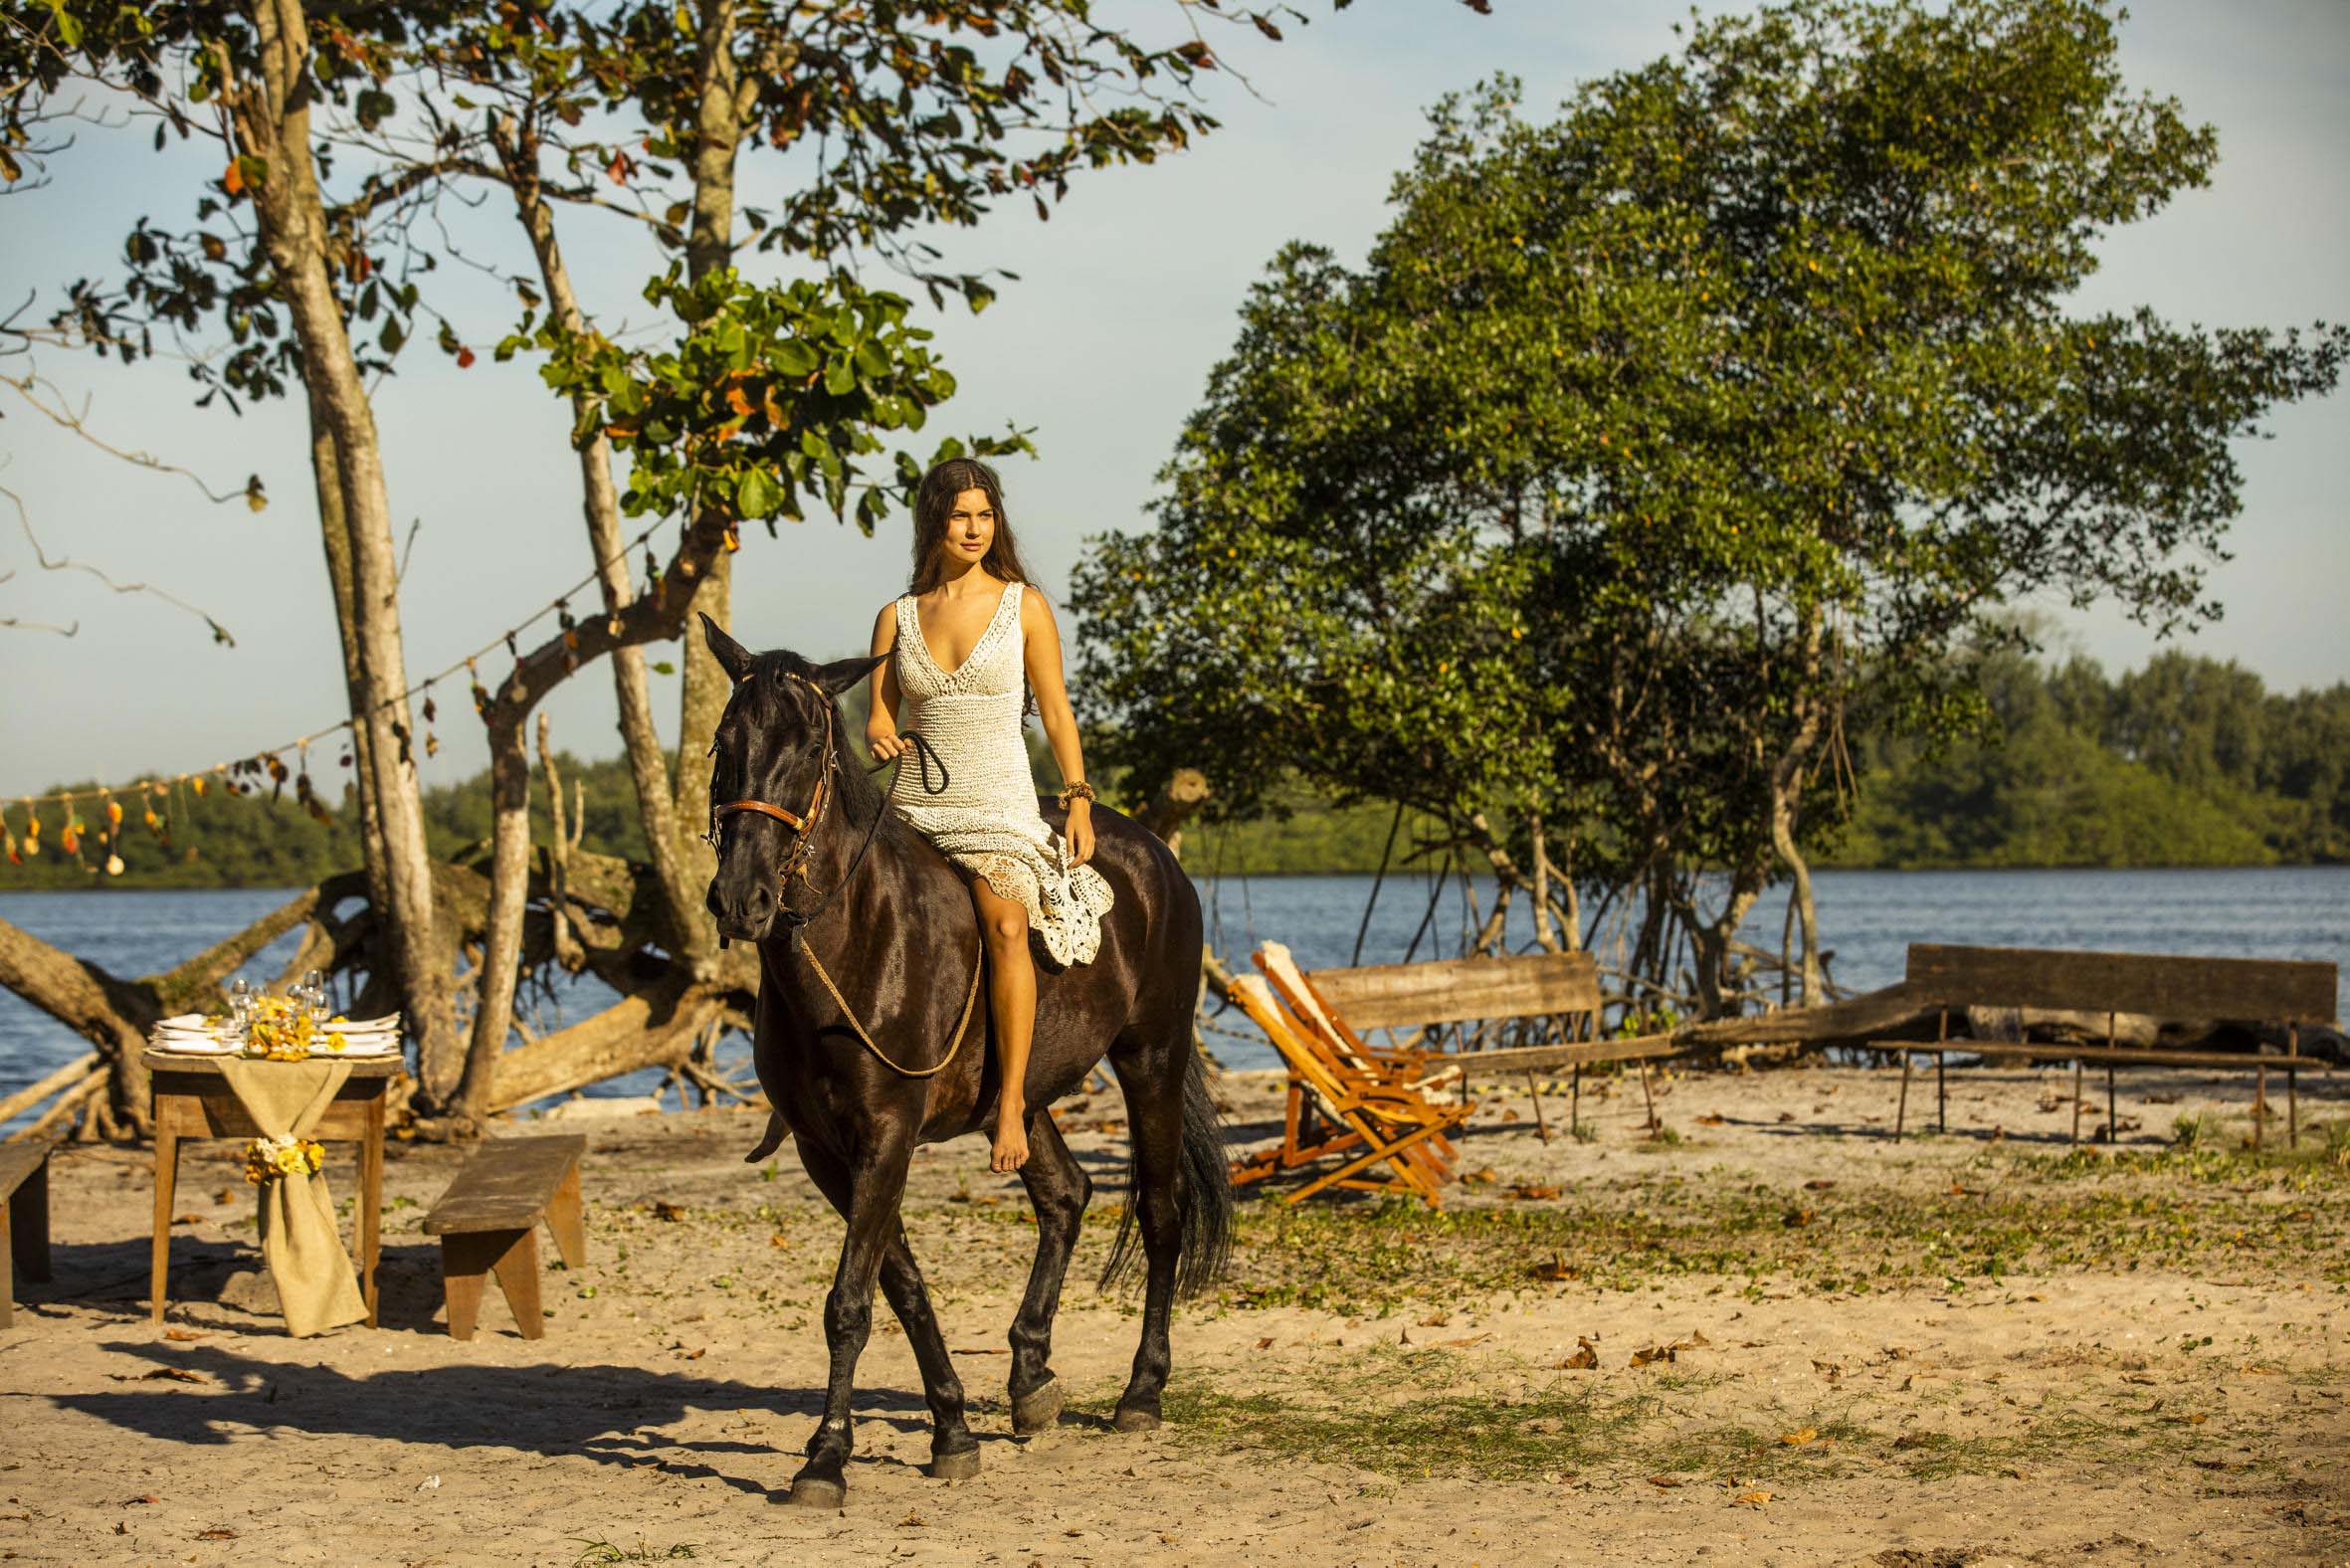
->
[[1570, 1065, 1581, 1139], [149, 1124, 180, 1323], [1524, 1071, 1551, 1144], [2287, 1023, 2299, 1149], [1894, 1052, 1911, 1142], [1638, 1058, 1658, 1137], [2114, 1011, 2133, 1147], [2253, 1065, 2266, 1151], [359, 1092, 385, 1327], [2070, 1059, 2083, 1147], [1935, 1008, 1949, 1134]]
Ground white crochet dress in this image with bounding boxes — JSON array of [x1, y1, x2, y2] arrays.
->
[[888, 579, 1115, 968]]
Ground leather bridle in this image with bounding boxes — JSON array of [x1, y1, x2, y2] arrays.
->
[[706, 669, 948, 938]]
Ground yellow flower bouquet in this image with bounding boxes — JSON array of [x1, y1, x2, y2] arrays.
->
[[239, 994, 351, 1061], [244, 1133, 326, 1185]]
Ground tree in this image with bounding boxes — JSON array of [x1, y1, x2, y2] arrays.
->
[[1073, 0, 2345, 1018], [0, 0, 1488, 1130]]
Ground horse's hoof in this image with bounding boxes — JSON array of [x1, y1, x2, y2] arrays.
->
[[927, 1446, 982, 1481], [1011, 1377, 1064, 1436], [785, 1474, 846, 1509], [1111, 1405, 1162, 1434]]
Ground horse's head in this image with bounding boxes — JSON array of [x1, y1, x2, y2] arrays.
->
[[698, 613, 884, 943]]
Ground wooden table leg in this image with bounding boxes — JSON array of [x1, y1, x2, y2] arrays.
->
[[12, 1156, 50, 1283], [359, 1092, 384, 1327], [547, 1164, 587, 1271], [1894, 1053, 1911, 1142], [150, 1118, 180, 1323]]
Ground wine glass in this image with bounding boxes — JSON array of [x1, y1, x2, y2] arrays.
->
[[226, 977, 252, 1048], [301, 968, 329, 1027]]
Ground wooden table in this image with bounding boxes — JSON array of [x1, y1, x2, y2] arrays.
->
[[142, 1050, 400, 1327]]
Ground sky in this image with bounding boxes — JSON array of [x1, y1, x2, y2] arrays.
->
[[2, 0, 2345, 799]]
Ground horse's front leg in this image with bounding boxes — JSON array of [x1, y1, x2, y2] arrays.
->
[[1008, 1106, 1090, 1434], [789, 1138, 911, 1508]]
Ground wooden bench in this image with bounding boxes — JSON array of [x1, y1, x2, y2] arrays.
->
[[1301, 948, 1635, 1137], [0, 1139, 55, 1329], [421, 1134, 586, 1340], [1873, 943, 2336, 1146]]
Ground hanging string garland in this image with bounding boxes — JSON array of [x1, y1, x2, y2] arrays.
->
[[1, 512, 682, 875]]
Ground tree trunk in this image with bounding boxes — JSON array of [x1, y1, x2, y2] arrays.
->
[[670, 0, 748, 904], [488, 974, 731, 1111], [452, 719, 533, 1124], [0, 916, 154, 1133], [306, 373, 390, 914], [491, 107, 712, 982], [239, 0, 456, 1099], [1767, 608, 1831, 1007]]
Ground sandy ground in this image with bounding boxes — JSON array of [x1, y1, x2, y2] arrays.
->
[[1, 1058, 2344, 1568]]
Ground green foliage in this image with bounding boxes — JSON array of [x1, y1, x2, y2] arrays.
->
[[1830, 646, 2350, 868], [1072, 0, 2344, 986], [528, 263, 1026, 536]]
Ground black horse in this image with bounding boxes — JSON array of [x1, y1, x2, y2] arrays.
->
[[696, 616, 1230, 1507]]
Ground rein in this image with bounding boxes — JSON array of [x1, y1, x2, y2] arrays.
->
[[709, 669, 981, 1078]]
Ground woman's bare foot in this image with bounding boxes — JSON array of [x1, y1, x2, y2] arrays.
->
[[991, 1104, 1030, 1172]]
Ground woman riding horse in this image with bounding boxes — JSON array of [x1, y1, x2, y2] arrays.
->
[[697, 459, 1229, 1507], [865, 457, 1114, 1174]]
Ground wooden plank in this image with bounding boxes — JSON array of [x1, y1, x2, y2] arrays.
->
[[0, 1139, 51, 1201], [1853, 1039, 2330, 1072], [1906, 944, 2336, 1023], [1446, 1032, 1690, 1078], [424, 1135, 586, 1236], [139, 1050, 404, 1078], [1306, 951, 1602, 1031], [152, 1090, 376, 1142]]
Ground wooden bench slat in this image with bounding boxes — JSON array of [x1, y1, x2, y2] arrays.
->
[[1308, 951, 1602, 1031], [0, 1140, 52, 1198], [423, 1135, 585, 1235], [1908, 943, 2337, 1023], [1854, 1040, 2328, 1072]]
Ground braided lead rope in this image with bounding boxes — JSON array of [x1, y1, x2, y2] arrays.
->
[[801, 935, 985, 1078]]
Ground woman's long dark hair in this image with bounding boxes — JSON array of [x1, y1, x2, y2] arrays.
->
[[906, 457, 1045, 594], [906, 457, 1045, 721]]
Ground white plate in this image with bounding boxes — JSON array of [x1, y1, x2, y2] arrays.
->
[[151, 1037, 238, 1056]]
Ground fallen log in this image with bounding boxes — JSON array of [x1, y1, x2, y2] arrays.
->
[[0, 1051, 99, 1126], [489, 974, 734, 1112]]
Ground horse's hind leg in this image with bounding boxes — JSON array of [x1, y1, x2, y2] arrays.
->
[[1009, 1106, 1091, 1434], [788, 1136, 922, 1506], [1107, 1045, 1187, 1433]]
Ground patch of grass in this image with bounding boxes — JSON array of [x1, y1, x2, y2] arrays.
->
[[1216, 1151, 2350, 1311], [1158, 1353, 2261, 1487], [1161, 1365, 1657, 1481]]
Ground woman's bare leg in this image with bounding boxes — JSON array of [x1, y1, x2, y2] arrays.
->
[[970, 873, 1036, 1171]]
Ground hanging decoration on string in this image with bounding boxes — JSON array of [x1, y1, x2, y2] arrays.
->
[[3, 510, 679, 877]]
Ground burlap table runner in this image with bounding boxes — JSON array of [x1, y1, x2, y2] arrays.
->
[[217, 1058, 367, 1337]]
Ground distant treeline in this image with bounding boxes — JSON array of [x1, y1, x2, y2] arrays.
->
[[1192, 648, 2350, 874], [3, 649, 2341, 890]]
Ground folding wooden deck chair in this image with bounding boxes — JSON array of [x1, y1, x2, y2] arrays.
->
[[1227, 972, 1470, 1206], [1252, 941, 1464, 1097]]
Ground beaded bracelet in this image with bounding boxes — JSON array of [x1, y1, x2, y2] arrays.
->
[[1057, 780, 1096, 805]]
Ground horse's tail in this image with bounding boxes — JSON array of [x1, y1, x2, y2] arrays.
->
[[1100, 1046, 1234, 1300]]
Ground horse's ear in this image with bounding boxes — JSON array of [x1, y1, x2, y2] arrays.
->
[[812, 652, 886, 698], [700, 612, 754, 684]]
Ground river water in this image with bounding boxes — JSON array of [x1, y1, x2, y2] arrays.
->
[[5, 867, 2345, 1131]]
